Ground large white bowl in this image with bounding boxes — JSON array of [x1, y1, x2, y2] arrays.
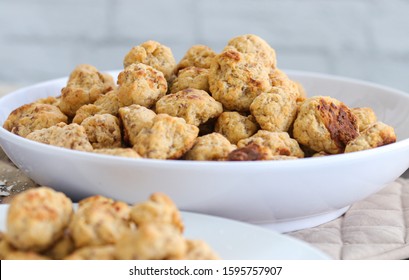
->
[[1, 70, 409, 233]]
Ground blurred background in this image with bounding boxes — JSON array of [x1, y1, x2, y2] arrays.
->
[[0, 0, 408, 93]]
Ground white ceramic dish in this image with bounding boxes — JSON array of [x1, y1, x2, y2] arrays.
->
[[0, 205, 329, 260], [1, 70, 409, 233]]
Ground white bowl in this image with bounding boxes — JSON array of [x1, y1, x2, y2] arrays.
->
[[1, 70, 409, 233]]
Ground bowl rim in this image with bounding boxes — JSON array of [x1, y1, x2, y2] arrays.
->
[[1, 69, 409, 170]]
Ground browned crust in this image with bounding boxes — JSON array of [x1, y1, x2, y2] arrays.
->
[[227, 143, 268, 161], [378, 130, 397, 147], [221, 50, 241, 61], [317, 98, 358, 150]]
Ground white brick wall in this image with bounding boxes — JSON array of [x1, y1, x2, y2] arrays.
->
[[0, 0, 408, 93]]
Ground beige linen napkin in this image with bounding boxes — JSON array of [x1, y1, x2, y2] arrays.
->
[[287, 178, 409, 260]]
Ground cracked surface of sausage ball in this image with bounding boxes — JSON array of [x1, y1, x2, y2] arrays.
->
[[72, 90, 120, 125], [176, 45, 216, 72], [345, 122, 396, 153], [130, 192, 184, 233], [133, 114, 199, 159], [184, 132, 236, 161], [117, 63, 167, 108], [26, 122, 93, 152], [170, 67, 209, 93], [93, 89, 121, 116], [351, 107, 377, 132], [237, 130, 304, 158], [68, 196, 131, 248], [226, 34, 277, 69], [227, 142, 271, 161], [250, 87, 298, 132], [269, 68, 305, 103], [115, 223, 186, 260], [3, 103, 68, 137], [226, 142, 296, 161], [293, 96, 359, 154], [59, 64, 115, 117], [118, 104, 156, 146], [123, 40, 176, 82], [156, 88, 223, 126], [209, 48, 271, 112], [6, 187, 73, 252], [34, 96, 60, 107], [215, 111, 259, 144], [81, 114, 122, 149], [72, 104, 106, 124]]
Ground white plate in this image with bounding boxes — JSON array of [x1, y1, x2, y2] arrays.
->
[[1, 70, 409, 233], [0, 204, 329, 260]]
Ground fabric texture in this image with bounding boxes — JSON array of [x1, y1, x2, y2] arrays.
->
[[287, 178, 409, 260]]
